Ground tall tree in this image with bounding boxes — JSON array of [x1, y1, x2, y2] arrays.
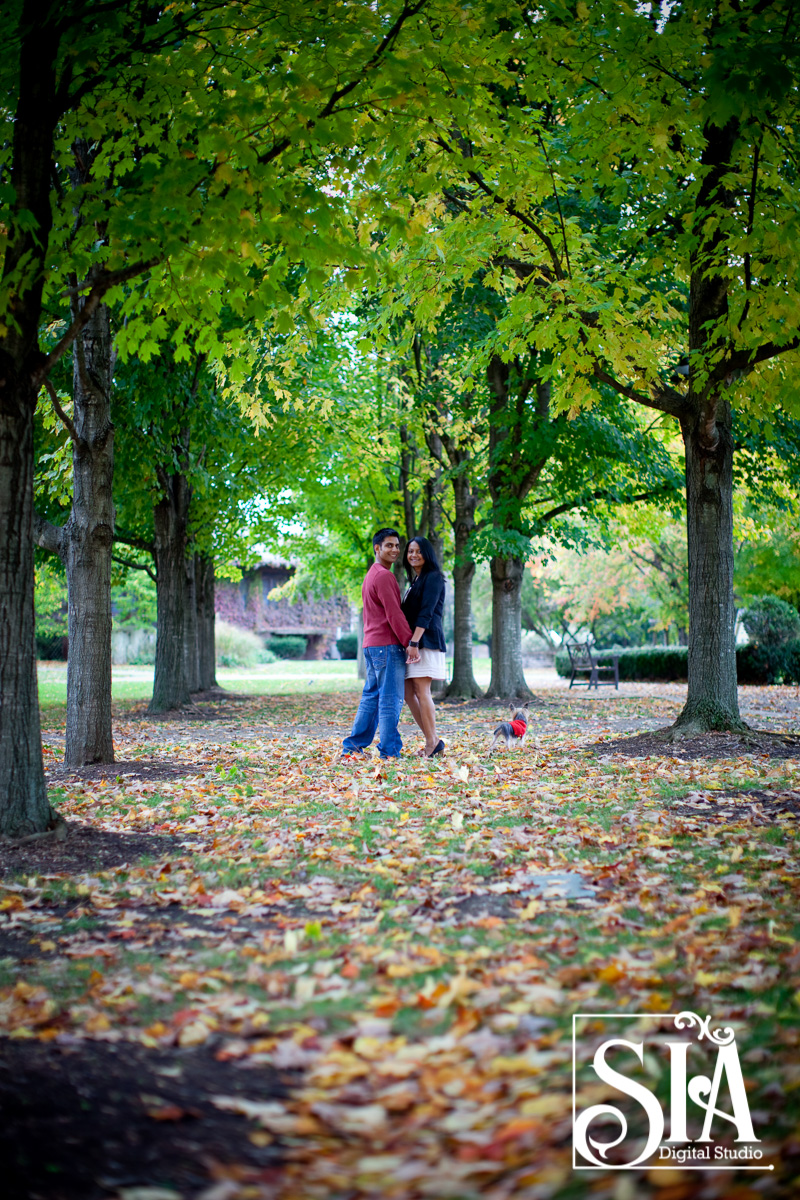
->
[[377, 291, 680, 699], [113, 345, 277, 712], [33, 141, 116, 765], [1, 0, 436, 832], [388, 0, 800, 731]]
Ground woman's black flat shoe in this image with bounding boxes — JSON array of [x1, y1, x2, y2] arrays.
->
[[426, 739, 445, 758]]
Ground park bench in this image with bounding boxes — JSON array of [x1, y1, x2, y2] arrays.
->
[[565, 640, 620, 690]]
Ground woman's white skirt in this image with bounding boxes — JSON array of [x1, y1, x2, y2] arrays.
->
[[406, 648, 447, 680]]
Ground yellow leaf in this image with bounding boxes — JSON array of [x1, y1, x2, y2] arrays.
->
[[84, 1012, 111, 1033], [520, 1093, 572, 1118], [178, 1020, 211, 1046]]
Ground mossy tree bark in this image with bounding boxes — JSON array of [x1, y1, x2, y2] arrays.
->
[[0, 389, 50, 836], [34, 140, 117, 766], [485, 555, 533, 701], [183, 550, 200, 694], [671, 399, 745, 734], [444, 466, 482, 699], [196, 553, 218, 691], [149, 466, 192, 714], [482, 355, 546, 702], [54, 291, 115, 765], [0, 7, 60, 835]]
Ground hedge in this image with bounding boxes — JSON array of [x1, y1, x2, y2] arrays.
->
[[265, 635, 307, 660], [336, 633, 358, 659], [555, 645, 689, 682], [555, 641, 800, 685]]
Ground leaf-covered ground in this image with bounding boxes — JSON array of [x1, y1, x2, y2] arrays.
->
[[2, 678, 800, 1199]]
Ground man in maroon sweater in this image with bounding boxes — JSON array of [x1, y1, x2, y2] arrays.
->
[[342, 528, 419, 758]]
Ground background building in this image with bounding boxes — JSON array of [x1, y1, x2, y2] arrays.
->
[[215, 556, 351, 660]]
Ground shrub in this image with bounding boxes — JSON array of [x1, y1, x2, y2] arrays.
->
[[336, 633, 358, 659], [521, 630, 552, 656], [128, 648, 156, 666], [742, 594, 800, 647], [36, 634, 68, 661], [215, 620, 267, 668], [737, 639, 800, 685], [265, 635, 307, 660]]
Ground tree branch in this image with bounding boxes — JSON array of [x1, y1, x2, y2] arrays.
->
[[738, 139, 761, 330], [256, 0, 426, 167], [34, 259, 159, 384], [42, 378, 83, 448], [33, 512, 64, 557], [593, 366, 688, 419], [112, 554, 157, 583], [114, 529, 154, 555], [535, 483, 675, 526], [721, 335, 800, 378], [537, 132, 570, 278]]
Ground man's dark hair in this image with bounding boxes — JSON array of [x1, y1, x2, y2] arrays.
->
[[373, 527, 400, 548]]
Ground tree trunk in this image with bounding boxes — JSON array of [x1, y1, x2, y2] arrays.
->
[[445, 474, 482, 699], [672, 398, 745, 734], [183, 550, 200, 693], [667, 116, 743, 736], [421, 431, 445, 566], [485, 555, 533, 701], [62, 295, 115, 764], [196, 553, 218, 691], [0, 395, 51, 836], [0, 5, 60, 835], [149, 474, 191, 713]]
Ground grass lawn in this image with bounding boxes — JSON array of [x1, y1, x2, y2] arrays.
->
[[37, 657, 502, 708], [3, 674, 798, 1198]]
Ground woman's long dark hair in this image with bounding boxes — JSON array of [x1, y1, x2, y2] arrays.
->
[[402, 535, 443, 584]]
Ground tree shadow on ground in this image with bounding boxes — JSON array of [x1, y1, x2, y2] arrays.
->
[[593, 730, 800, 759], [0, 1039, 287, 1200]]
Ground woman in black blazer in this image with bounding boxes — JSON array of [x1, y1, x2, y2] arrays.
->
[[401, 536, 446, 757]]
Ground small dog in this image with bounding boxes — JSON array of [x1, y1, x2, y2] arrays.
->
[[489, 704, 530, 751]]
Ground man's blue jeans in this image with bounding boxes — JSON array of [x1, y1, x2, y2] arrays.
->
[[342, 644, 406, 758]]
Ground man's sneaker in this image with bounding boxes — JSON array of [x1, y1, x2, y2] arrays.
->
[[339, 751, 365, 761]]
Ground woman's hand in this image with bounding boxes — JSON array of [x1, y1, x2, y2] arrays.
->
[[406, 626, 425, 664]]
